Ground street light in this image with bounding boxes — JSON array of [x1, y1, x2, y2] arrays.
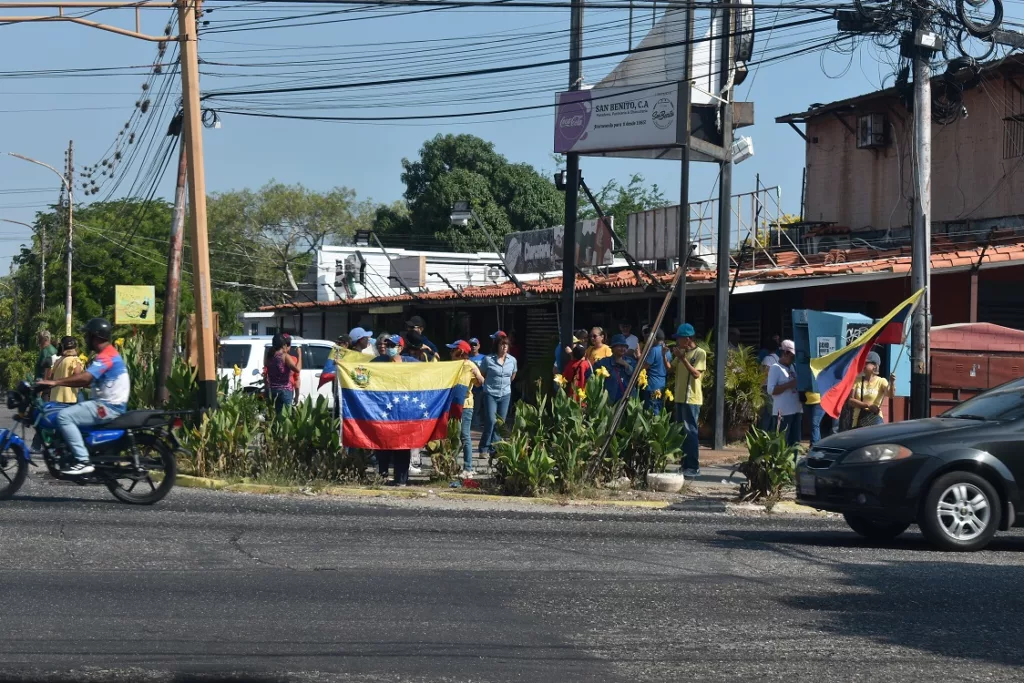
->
[[0, 218, 44, 315], [449, 201, 525, 292], [6, 152, 72, 334]]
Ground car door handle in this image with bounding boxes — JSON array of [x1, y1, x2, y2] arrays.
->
[[315, 373, 322, 378]]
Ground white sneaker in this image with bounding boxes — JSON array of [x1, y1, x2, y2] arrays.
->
[[408, 465, 423, 476], [61, 462, 94, 476], [459, 470, 475, 479]]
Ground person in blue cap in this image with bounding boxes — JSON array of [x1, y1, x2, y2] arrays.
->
[[468, 338, 485, 366], [593, 334, 638, 403], [642, 327, 671, 414], [671, 323, 706, 477]]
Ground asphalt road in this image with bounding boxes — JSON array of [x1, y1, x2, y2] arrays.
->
[[2, 474, 1024, 683]]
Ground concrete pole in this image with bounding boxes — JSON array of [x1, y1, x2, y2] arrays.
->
[[910, 48, 932, 419], [676, 6, 694, 328], [64, 140, 73, 336], [560, 0, 584, 350], [713, 7, 733, 451]]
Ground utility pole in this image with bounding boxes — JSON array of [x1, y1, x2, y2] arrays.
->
[[10, 262, 18, 348], [64, 140, 73, 336], [676, 6, 694, 328], [38, 217, 45, 315], [910, 15, 932, 419], [713, 7, 734, 451], [560, 0, 584, 350], [178, 0, 219, 409], [157, 138, 187, 405]]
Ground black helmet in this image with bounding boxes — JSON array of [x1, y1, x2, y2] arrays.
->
[[82, 318, 112, 342]]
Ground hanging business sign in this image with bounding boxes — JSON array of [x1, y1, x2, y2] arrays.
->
[[114, 285, 156, 325], [503, 218, 615, 274], [554, 82, 683, 155]]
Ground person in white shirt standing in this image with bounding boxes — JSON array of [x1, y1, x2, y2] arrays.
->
[[757, 338, 780, 430], [766, 339, 802, 448]]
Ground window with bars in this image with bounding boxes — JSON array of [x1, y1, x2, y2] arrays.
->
[[1003, 77, 1024, 159]]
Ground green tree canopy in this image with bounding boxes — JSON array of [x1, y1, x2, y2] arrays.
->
[[207, 181, 372, 291], [579, 173, 670, 241], [376, 134, 565, 251]]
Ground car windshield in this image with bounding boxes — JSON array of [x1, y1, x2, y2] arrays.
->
[[942, 378, 1024, 421], [218, 344, 251, 370]]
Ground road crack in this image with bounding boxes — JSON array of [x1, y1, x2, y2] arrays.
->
[[230, 531, 295, 570], [58, 521, 76, 563]]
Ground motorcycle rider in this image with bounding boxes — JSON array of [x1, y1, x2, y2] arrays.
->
[[36, 318, 131, 475]]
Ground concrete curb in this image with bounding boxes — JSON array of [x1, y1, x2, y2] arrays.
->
[[173, 473, 832, 515]]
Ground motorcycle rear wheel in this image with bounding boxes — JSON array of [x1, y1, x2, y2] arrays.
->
[[0, 443, 29, 500], [103, 432, 177, 505]]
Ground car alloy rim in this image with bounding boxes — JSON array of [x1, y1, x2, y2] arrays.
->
[[936, 483, 991, 542]]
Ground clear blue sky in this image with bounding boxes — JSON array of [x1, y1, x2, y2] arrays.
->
[[0, 2, 1007, 271]]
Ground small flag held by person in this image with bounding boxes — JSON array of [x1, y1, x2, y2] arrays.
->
[[337, 360, 465, 449], [810, 289, 923, 418], [318, 357, 337, 390]]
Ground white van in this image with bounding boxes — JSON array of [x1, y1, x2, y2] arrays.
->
[[217, 335, 337, 406]]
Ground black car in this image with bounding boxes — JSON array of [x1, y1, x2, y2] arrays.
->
[[796, 377, 1024, 551]]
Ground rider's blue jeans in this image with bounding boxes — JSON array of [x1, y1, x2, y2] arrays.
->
[[56, 400, 124, 464]]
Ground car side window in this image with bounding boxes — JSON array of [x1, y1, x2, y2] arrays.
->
[[305, 344, 332, 370]]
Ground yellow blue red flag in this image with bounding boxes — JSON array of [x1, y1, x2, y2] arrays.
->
[[810, 289, 923, 418], [337, 361, 465, 449]]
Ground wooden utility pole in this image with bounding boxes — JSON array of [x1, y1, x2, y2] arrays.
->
[[157, 139, 187, 405], [178, 0, 218, 409], [909, 15, 932, 420], [64, 139, 73, 336]]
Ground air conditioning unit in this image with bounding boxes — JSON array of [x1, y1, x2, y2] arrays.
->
[[857, 113, 888, 149], [486, 266, 503, 281]]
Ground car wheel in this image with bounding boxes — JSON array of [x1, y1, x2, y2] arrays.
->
[[919, 471, 1001, 552], [842, 513, 910, 541]]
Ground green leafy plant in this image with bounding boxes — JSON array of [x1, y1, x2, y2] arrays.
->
[[733, 426, 798, 505], [695, 334, 768, 435], [610, 398, 686, 487], [494, 431, 556, 496], [424, 418, 463, 481], [0, 346, 38, 389]]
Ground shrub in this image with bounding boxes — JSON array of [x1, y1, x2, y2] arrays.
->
[[0, 346, 38, 389], [733, 426, 798, 505], [610, 399, 686, 488], [424, 418, 463, 481], [695, 334, 768, 430], [494, 431, 556, 496]]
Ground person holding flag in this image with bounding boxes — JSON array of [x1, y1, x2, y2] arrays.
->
[[844, 351, 895, 429], [447, 340, 484, 478], [811, 289, 923, 423]]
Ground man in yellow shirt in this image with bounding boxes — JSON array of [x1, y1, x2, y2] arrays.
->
[[671, 323, 706, 477]]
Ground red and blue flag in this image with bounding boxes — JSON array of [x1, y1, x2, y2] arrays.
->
[[810, 289, 923, 418]]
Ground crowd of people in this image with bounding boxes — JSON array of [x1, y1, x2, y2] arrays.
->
[[256, 312, 900, 485], [551, 321, 706, 477], [298, 316, 518, 486]]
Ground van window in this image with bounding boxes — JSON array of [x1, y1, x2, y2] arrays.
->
[[218, 344, 252, 369], [305, 345, 332, 370]]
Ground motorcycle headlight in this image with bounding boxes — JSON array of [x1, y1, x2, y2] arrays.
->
[[844, 444, 913, 464]]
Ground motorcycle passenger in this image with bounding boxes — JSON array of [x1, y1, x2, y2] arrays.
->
[[36, 318, 131, 476]]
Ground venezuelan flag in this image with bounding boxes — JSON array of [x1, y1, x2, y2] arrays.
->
[[810, 289, 923, 418], [338, 361, 465, 449]]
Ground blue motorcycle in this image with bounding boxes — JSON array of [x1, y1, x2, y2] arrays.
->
[[0, 381, 183, 504]]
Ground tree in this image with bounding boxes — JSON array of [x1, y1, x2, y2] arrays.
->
[[376, 134, 564, 251], [207, 181, 372, 291], [579, 173, 670, 241]]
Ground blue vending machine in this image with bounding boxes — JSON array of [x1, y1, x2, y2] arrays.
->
[[791, 310, 910, 397]]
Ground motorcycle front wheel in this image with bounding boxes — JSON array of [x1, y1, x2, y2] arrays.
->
[[0, 442, 29, 500], [103, 432, 177, 505]]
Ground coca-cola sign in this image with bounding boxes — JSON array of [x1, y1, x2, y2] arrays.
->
[[554, 91, 592, 151]]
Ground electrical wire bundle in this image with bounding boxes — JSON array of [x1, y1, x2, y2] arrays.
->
[[843, 0, 1016, 123]]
